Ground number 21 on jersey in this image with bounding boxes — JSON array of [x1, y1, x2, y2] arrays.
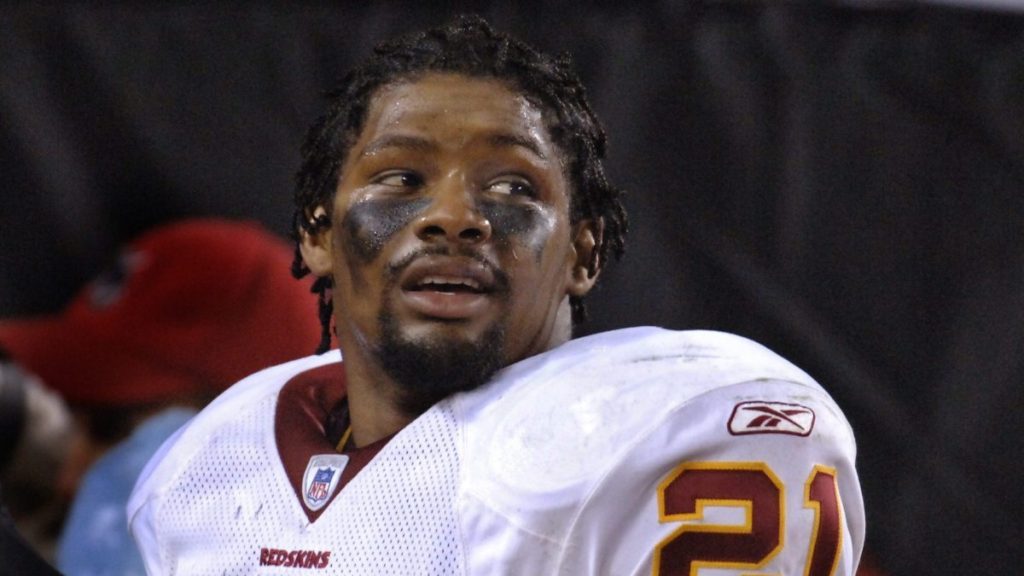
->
[[653, 461, 843, 576]]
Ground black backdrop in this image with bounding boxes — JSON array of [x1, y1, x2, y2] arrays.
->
[[2, 2, 1021, 574]]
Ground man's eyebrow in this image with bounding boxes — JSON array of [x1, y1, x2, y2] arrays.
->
[[360, 135, 436, 157], [488, 133, 548, 160]]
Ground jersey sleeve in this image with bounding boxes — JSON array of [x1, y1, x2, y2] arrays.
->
[[561, 378, 865, 576]]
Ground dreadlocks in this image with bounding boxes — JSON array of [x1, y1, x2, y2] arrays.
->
[[292, 14, 628, 354]]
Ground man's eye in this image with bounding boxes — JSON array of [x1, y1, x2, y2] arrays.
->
[[487, 179, 534, 197], [375, 171, 423, 187]]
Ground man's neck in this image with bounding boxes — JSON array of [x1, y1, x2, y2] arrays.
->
[[340, 354, 417, 448]]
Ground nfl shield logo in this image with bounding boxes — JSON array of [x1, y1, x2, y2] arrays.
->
[[301, 454, 349, 511], [306, 468, 334, 504]]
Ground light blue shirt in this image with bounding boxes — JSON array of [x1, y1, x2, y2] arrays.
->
[[57, 407, 195, 576]]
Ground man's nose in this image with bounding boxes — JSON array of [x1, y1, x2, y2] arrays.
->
[[413, 176, 492, 244]]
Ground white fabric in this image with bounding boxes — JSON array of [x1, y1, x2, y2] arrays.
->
[[128, 327, 864, 575]]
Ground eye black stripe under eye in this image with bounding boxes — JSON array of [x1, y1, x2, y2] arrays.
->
[[342, 197, 432, 262]]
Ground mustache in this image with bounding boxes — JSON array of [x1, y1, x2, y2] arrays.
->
[[385, 245, 510, 292]]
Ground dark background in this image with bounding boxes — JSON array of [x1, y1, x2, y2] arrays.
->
[[2, 2, 1021, 574]]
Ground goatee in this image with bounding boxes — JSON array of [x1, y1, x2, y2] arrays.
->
[[376, 310, 506, 415]]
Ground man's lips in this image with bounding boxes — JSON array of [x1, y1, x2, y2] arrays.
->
[[400, 255, 497, 292], [398, 256, 500, 319]]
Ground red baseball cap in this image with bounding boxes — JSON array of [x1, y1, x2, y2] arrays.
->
[[0, 218, 324, 408]]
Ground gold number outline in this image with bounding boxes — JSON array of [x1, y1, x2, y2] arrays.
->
[[803, 465, 843, 576], [653, 462, 845, 576], [653, 461, 785, 576]]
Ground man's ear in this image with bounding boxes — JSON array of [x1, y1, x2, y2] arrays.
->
[[566, 218, 603, 297], [298, 206, 333, 277]]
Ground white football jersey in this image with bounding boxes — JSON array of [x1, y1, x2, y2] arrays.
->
[[128, 327, 864, 575]]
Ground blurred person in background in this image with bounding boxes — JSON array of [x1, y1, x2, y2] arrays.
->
[[0, 217, 322, 576], [0, 348, 71, 574], [1, 489, 62, 576]]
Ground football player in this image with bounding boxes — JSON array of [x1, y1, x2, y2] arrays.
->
[[129, 15, 864, 575]]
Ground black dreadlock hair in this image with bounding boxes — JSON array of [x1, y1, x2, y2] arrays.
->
[[292, 14, 628, 354]]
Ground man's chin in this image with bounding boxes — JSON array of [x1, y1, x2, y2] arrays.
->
[[398, 320, 488, 345], [377, 314, 506, 415]]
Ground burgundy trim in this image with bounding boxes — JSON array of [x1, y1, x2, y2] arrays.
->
[[274, 363, 392, 523]]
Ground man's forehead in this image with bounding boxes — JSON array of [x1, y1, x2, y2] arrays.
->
[[370, 74, 538, 120], [356, 73, 556, 156]]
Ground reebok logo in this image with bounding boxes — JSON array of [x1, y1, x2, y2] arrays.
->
[[728, 401, 815, 437]]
